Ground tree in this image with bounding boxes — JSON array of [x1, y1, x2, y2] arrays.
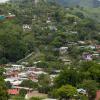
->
[[6, 81, 12, 89], [0, 67, 6, 76], [0, 18, 29, 63], [38, 74, 51, 93], [0, 77, 9, 100], [80, 61, 100, 82], [19, 89, 27, 96], [56, 84, 78, 100], [80, 61, 96, 71], [0, 57, 9, 64], [88, 63, 100, 82], [81, 80, 98, 100], [20, 80, 38, 89], [0, 76, 7, 89], [75, 12, 85, 19], [55, 68, 84, 87], [36, 61, 48, 68], [51, 36, 63, 48], [0, 86, 9, 100]]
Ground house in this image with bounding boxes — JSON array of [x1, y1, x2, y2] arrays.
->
[[13, 86, 33, 92], [82, 53, 93, 61], [96, 90, 100, 100], [70, 31, 78, 34], [23, 24, 31, 32], [5, 77, 18, 83], [46, 20, 51, 23], [5, 70, 19, 77], [11, 64, 25, 70], [33, 0, 39, 5], [67, 42, 78, 46], [50, 70, 61, 75], [50, 75, 58, 82], [6, 13, 15, 19], [8, 89, 19, 95], [46, 17, 51, 23], [96, 45, 100, 53], [78, 41, 86, 45], [96, 45, 100, 49], [11, 80, 22, 86], [59, 47, 68, 55], [5, 78, 23, 86], [18, 72, 27, 78], [32, 71, 47, 76], [33, 61, 41, 64], [92, 53, 100, 59], [21, 62, 28, 65], [32, 15, 37, 20], [63, 59, 72, 65], [77, 88, 86, 95], [49, 26, 57, 31], [86, 45, 96, 50]]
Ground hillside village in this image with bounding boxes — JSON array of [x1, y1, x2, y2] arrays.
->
[[0, 0, 100, 100]]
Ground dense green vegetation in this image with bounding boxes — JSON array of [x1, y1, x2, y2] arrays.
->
[[0, 0, 100, 64], [0, 68, 9, 100]]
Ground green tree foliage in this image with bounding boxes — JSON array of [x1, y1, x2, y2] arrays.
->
[[20, 80, 38, 89], [36, 61, 48, 68], [81, 80, 98, 100], [55, 68, 84, 87], [0, 86, 9, 100], [80, 61, 100, 82], [56, 84, 78, 99], [75, 12, 85, 19], [0, 67, 6, 76], [88, 63, 100, 82], [6, 81, 12, 89], [0, 21, 27, 63], [38, 74, 51, 93], [19, 89, 27, 96], [0, 77, 9, 100]]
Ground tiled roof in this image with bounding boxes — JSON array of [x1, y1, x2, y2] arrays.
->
[[96, 90, 100, 100], [8, 89, 19, 95]]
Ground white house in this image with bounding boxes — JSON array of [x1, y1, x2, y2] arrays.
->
[[59, 47, 68, 55], [23, 24, 31, 31]]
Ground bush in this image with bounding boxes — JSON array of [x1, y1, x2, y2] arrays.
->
[[30, 97, 42, 100], [19, 89, 27, 96]]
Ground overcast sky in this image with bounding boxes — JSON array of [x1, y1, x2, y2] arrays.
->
[[0, 0, 9, 3]]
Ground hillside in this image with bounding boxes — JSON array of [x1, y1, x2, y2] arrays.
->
[[52, 0, 100, 8], [0, 0, 100, 64], [0, 1, 100, 100], [8, 0, 100, 8]]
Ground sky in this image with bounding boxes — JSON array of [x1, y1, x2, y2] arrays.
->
[[0, 0, 9, 3]]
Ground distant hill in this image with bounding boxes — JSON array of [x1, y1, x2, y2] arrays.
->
[[9, 0, 100, 8], [51, 0, 100, 8], [8, 0, 100, 22]]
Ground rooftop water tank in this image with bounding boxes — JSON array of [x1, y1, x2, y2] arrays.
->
[[0, 15, 6, 20]]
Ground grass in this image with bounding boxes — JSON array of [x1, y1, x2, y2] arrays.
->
[[10, 96, 25, 100]]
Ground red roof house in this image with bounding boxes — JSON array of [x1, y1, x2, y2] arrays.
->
[[96, 90, 100, 100], [8, 89, 19, 95]]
